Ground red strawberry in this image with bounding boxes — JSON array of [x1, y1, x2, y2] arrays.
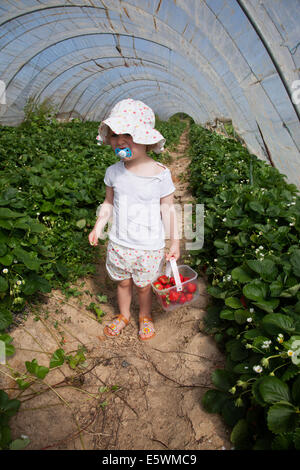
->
[[170, 277, 176, 285], [169, 290, 180, 302], [240, 295, 247, 309], [178, 293, 187, 304], [153, 281, 164, 290], [186, 293, 193, 302], [183, 276, 191, 282], [158, 275, 170, 285], [186, 283, 196, 293]]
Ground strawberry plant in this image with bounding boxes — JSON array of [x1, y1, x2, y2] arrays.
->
[[188, 124, 300, 449]]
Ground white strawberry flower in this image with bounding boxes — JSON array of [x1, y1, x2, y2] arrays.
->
[[253, 365, 263, 373]]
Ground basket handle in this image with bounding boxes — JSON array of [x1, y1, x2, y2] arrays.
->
[[165, 257, 183, 292]]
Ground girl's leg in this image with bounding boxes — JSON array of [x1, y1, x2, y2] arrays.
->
[[104, 278, 133, 336], [136, 284, 155, 340], [117, 278, 133, 322]]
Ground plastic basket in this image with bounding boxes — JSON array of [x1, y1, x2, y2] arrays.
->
[[151, 257, 199, 311]]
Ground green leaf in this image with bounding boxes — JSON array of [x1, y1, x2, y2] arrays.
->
[[226, 339, 248, 361], [252, 298, 279, 313], [0, 308, 13, 331], [269, 280, 283, 297], [271, 434, 292, 450], [211, 369, 236, 392], [43, 184, 55, 199], [0, 243, 7, 257], [267, 402, 298, 434], [231, 266, 253, 283], [230, 419, 250, 450], [49, 348, 65, 368], [75, 219, 86, 229], [65, 347, 86, 370], [202, 389, 229, 413], [96, 294, 108, 303], [0, 276, 8, 292], [243, 280, 268, 301], [0, 425, 11, 448], [234, 309, 251, 325], [0, 252, 14, 266], [206, 286, 227, 299], [221, 398, 245, 427], [249, 201, 265, 214], [0, 334, 15, 357], [31, 273, 52, 293], [22, 273, 51, 295], [0, 219, 13, 229], [225, 297, 242, 309], [293, 428, 300, 450], [0, 390, 20, 417], [25, 358, 49, 379], [246, 259, 278, 282], [55, 261, 69, 279], [12, 247, 40, 271], [281, 365, 300, 382], [220, 309, 235, 320], [280, 284, 300, 298], [262, 313, 295, 335], [244, 328, 264, 339], [15, 378, 31, 390], [0, 208, 24, 219], [27, 220, 46, 233], [290, 250, 300, 277], [40, 200, 52, 212], [292, 376, 300, 405], [9, 437, 30, 450], [259, 376, 290, 404], [22, 277, 37, 295]]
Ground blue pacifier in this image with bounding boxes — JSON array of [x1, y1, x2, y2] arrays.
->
[[115, 147, 132, 159]]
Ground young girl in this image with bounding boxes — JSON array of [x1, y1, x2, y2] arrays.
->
[[88, 98, 180, 340]]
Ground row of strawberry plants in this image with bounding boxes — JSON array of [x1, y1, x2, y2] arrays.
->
[[0, 118, 115, 331], [187, 124, 300, 450]]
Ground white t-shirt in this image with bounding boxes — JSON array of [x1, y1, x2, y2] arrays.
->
[[101, 160, 176, 250]]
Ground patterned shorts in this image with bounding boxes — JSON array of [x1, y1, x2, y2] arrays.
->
[[106, 240, 165, 288]]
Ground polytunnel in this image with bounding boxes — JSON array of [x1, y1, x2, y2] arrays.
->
[[0, 0, 299, 188]]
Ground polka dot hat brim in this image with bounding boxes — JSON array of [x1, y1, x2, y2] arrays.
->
[[96, 98, 166, 154]]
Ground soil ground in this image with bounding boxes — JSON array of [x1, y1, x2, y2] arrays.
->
[[0, 124, 231, 450]]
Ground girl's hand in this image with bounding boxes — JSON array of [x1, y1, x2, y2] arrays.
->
[[165, 242, 180, 262], [88, 228, 98, 247]]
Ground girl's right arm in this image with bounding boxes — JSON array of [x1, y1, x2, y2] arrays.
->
[[89, 186, 114, 246]]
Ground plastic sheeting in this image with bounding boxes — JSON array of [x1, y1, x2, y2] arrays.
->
[[0, 0, 299, 188]]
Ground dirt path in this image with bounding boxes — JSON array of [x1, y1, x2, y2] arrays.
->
[[1, 124, 231, 450]]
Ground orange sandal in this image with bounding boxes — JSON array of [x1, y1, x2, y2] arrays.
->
[[103, 314, 129, 338], [139, 316, 156, 341]]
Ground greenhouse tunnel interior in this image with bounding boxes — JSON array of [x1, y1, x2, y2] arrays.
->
[[0, 0, 299, 189]]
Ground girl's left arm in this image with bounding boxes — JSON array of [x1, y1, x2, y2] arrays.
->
[[160, 192, 180, 261]]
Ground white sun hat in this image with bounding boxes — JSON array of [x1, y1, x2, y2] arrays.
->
[[96, 98, 166, 153]]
